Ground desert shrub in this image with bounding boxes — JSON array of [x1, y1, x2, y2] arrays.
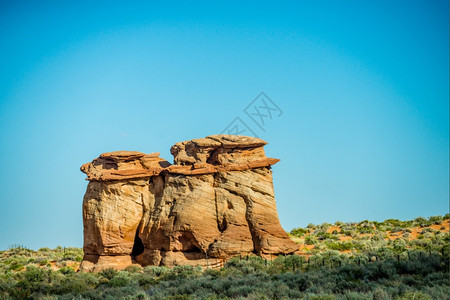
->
[[143, 265, 169, 277], [246, 291, 271, 300], [203, 268, 221, 279], [12, 265, 49, 297], [307, 294, 337, 300], [413, 217, 430, 227], [341, 230, 353, 236], [224, 255, 267, 276], [99, 285, 145, 299], [372, 233, 388, 242], [291, 227, 309, 237], [397, 291, 433, 300], [316, 232, 339, 241], [318, 223, 331, 231], [375, 246, 395, 259], [367, 261, 397, 280], [358, 220, 372, 226], [174, 265, 202, 277], [428, 215, 443, 224], [58, 266, 75, 275], [383, 219, 410, 228], [335, 263, 366, 282], [52, 273, 97, 295], [396, 253, 443, 277], [420, 228, 435, 234], [0, 272, 17, 294], [124, 265, 143, 273], [305, 235, 318, 245], [282, 255, 304, 272], [307, 223, 317, 229], [36, 258, 49, 266], [135, 272, 157, 288], [109, 271, 134, 287], [100, 267, 118, 280], [325, 241, 354, 251], [356, 226, 375, 234], [372, 287, 392, 300], [391, 227, 404, 233], [165, 295, 192, 300], [342, 291, 373, 300], [420, 285, 450, 300], [410, 238, 434, 252], [22, 265, 47, 284], [392, 238, 407, 253], [9, 261, 25, 271]]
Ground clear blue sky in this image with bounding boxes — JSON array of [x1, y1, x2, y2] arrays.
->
[[0, 1, 448, 250]]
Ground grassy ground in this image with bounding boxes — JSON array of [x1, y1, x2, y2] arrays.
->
[[0, 246, 83, 273], [289, 214, 450, 258], [0, 214, 448, 299]]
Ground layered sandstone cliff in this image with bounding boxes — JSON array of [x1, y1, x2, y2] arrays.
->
[[80, 135, 298, 272]]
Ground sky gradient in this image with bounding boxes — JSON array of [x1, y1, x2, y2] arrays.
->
[[0, 1, 448, 250]]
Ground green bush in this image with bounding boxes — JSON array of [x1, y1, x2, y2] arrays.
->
[[397, 291, 433, 300], [291, 227, 309, 237], [109, 271, 132, 287], [325, 241, 354, 251], [100, 267, 118, 280], [59, 266, 75, 275], [136, 272, 157, 288], [316, 232, 339, 241], [144, 265, 169, 277], [356, 226, 375, 234], [124, 265, 143, 273], [307, 294, 337, 300], [305, 235, 317, 245]]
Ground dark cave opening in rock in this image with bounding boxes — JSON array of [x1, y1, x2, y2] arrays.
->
[[190, 245, 202, 253], [218, 217, 228, 232], [131, 231, 144, 257]]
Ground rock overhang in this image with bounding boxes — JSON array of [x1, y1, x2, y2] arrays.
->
[[81, 134, 280, 181]]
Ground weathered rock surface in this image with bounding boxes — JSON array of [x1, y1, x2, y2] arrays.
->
[[80, 135, 298, 272]]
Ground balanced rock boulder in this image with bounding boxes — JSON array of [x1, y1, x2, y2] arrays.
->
[[80, 135, 298, 272]]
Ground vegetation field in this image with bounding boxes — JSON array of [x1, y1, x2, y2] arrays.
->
[[0, 214, 448, 299]]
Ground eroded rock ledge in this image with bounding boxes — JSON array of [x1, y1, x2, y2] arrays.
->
[[80, 135, 298, 272]]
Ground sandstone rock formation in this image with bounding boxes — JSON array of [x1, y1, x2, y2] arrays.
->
[[80, 135, 298, 272]]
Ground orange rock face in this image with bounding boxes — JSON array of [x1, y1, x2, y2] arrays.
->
[[79, 135, 298, 272]]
